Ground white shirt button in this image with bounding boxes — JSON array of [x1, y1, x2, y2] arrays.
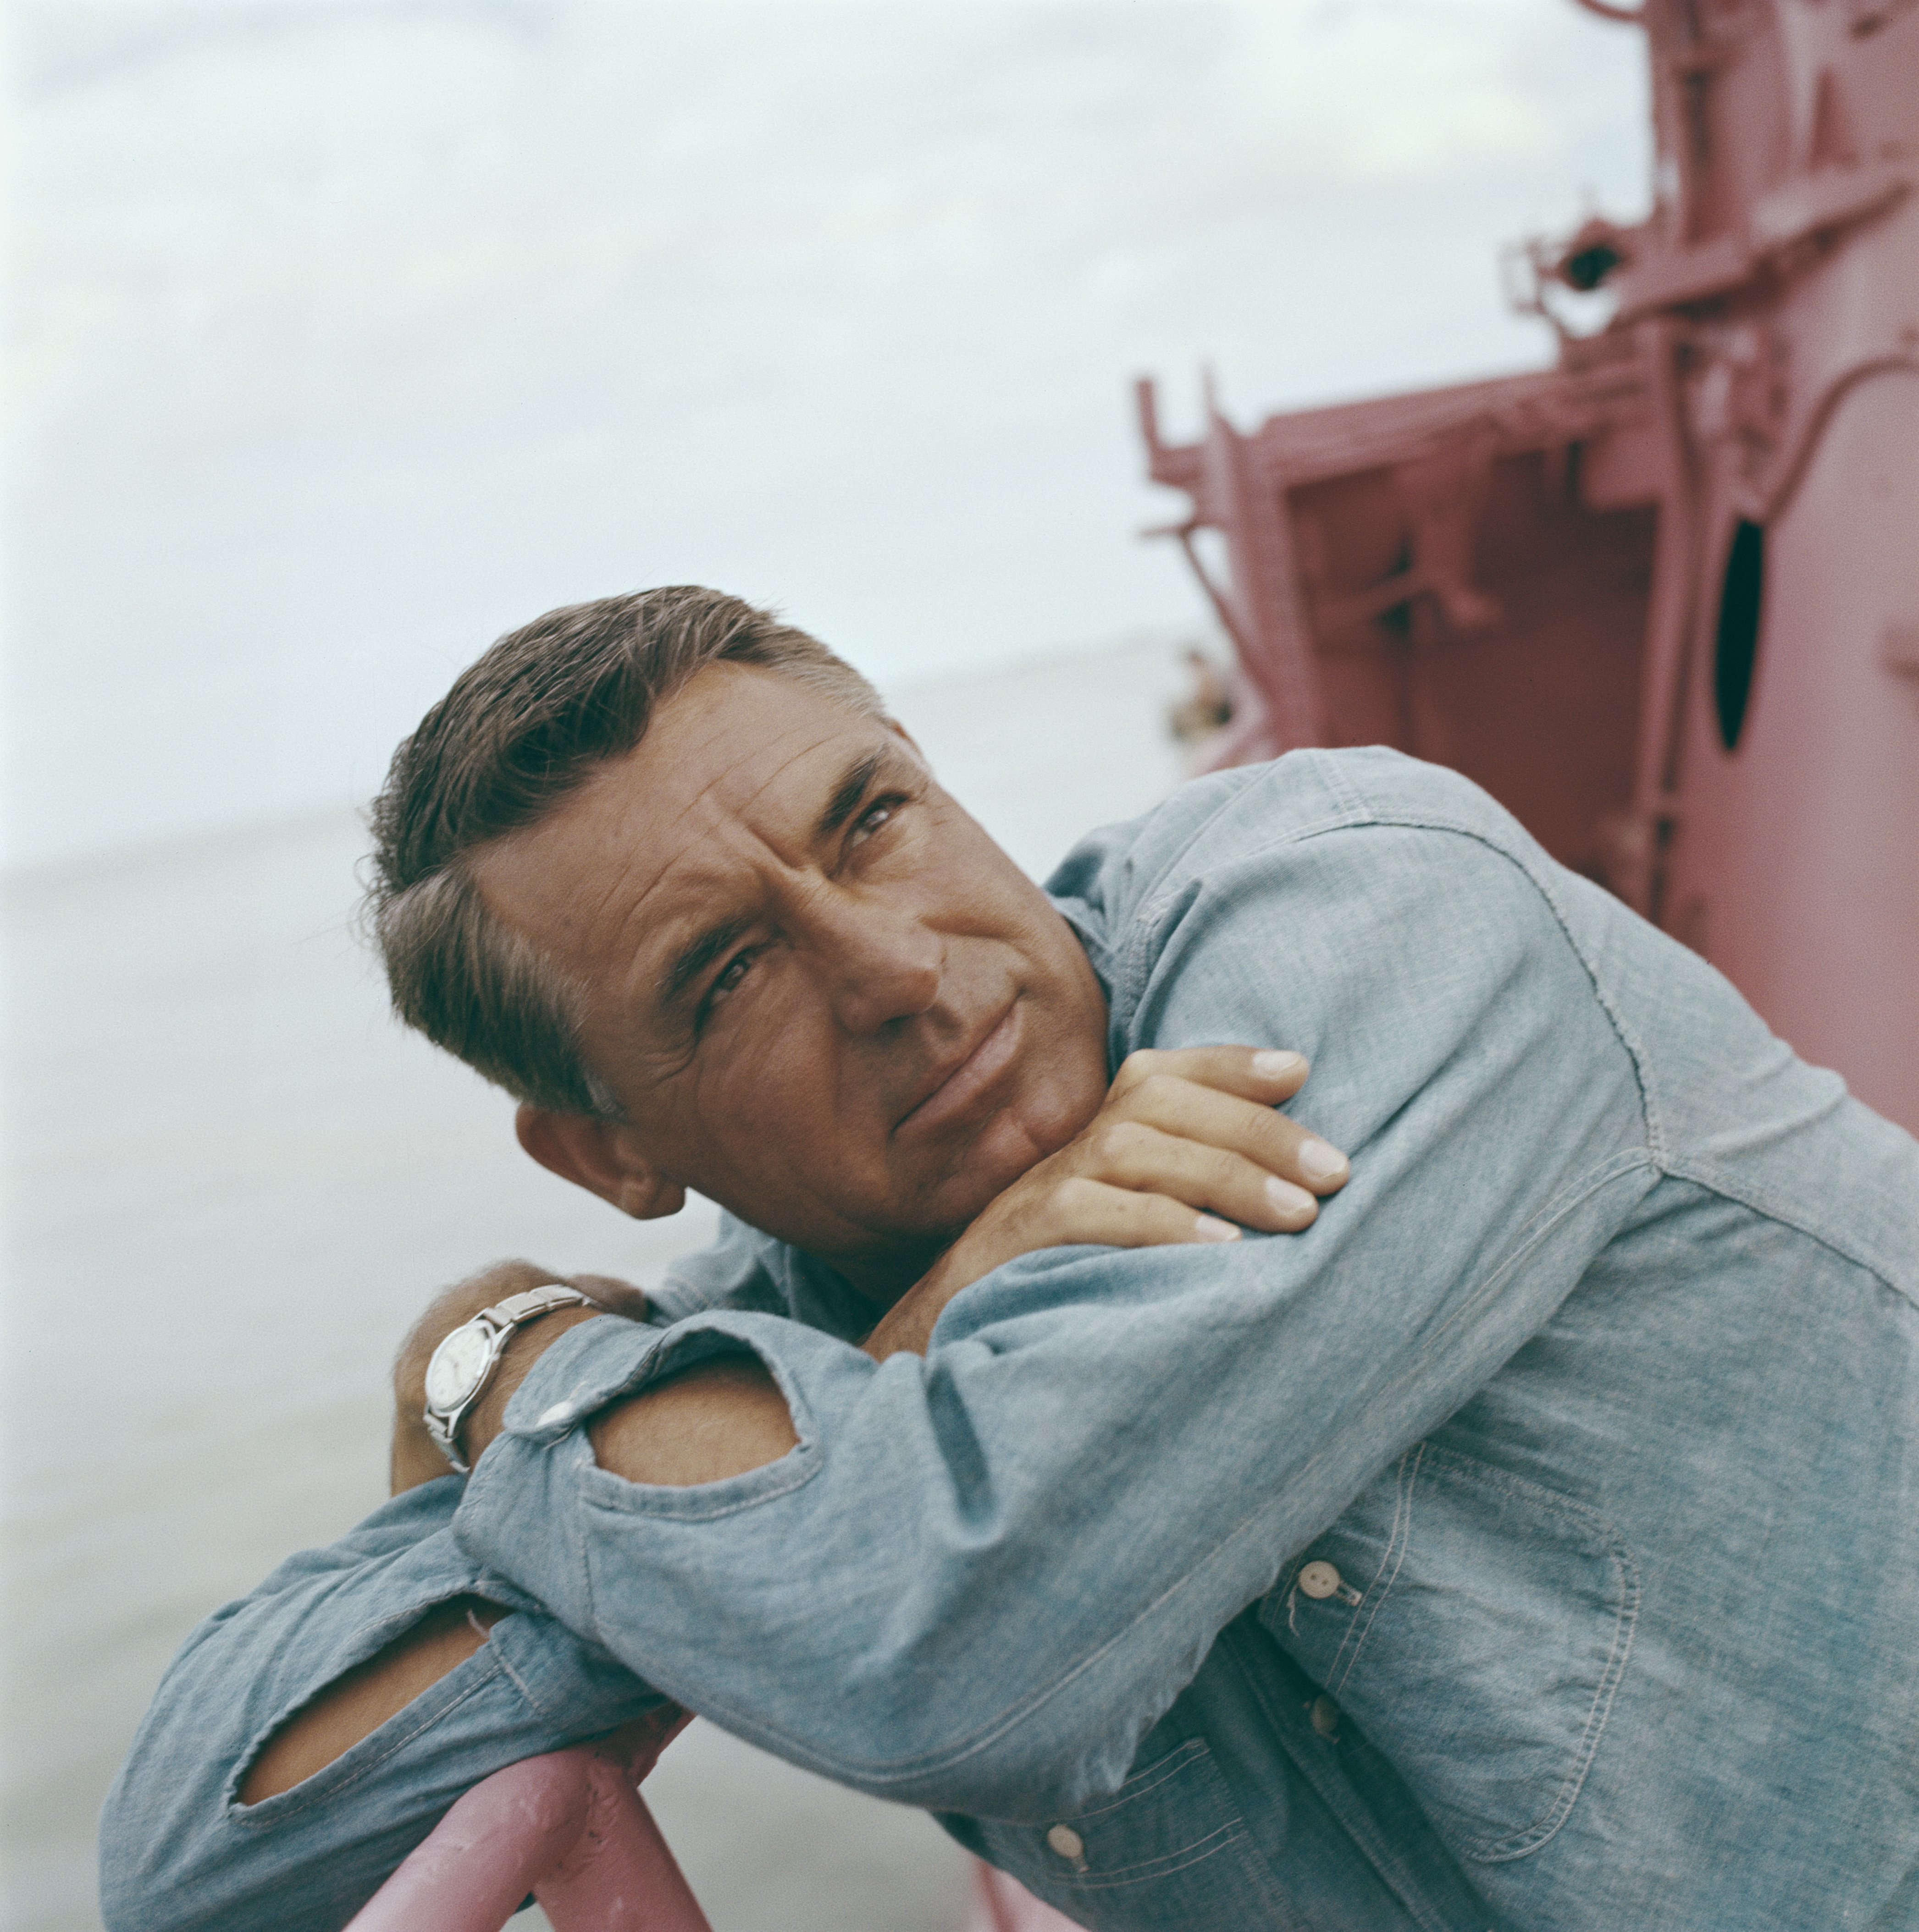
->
[[536, 1401, 577, 1429], [1045, 1825, 1084, 1861], [1297, 1560, 1343, 1599], [1310, 1693, 1342, 1739]]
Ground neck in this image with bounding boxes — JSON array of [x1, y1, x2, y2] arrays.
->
[[828, 1229, 958, 1312]]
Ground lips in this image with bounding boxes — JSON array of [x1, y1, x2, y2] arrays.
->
[[895, 1002, 1023, 1136]]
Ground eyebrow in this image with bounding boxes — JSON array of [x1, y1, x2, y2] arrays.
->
[[815, 748, 888, 841], [659, 910, 755, 1013], [656, 747, 894, 1013]]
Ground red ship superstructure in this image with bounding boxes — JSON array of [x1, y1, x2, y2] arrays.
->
[[1140, 0, 1919, 1134]]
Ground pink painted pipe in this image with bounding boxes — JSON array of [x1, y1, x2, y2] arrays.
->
[[967, 1862, 1091, 1932], [346, 1710, 708, 1932]]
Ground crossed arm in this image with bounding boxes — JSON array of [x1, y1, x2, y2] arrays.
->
[[239, 1045, 1348, 1803], [108, 808, 1668, 1932]]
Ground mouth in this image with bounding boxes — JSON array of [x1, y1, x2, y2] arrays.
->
[[895, 1001, 1023, 1137]]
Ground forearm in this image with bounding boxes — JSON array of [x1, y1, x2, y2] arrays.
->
[[100, 1482, 664, 1932], [450, 1220, 1574, 1821], [235, 1595, 507, 1803], [106, 1255, 769, 1929]]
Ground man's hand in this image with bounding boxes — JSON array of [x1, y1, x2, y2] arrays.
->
[[390, 1260, 644, 1492], [863, 1046, 1346, 1359]]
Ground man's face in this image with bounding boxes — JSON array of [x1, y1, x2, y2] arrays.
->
[[472, 664, 1111, 1295]]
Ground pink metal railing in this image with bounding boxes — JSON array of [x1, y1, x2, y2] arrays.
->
[[969, 1863, 1090, 1932], [346, 1709, 708, 1932], [347, 1701, 1087, 1932]]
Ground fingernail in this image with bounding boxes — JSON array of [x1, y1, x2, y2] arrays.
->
[[1297, 1138, 1348, 1185], [1194, 1214, 1242, 1242], [1266, 1176, 1316, 1218], [1253, 1050, 1305, 1079]]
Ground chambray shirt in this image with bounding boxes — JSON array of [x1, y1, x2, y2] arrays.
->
[[102, 750, 1919, 1931]]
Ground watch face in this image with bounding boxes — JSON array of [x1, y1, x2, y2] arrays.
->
[[425, 1322, 495, 1412]]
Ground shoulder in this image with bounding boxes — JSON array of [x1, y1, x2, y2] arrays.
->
[[1049, 747, 1565, 969], [1081, 754, 1649, 1146]]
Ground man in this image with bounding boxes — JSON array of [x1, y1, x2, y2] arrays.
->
[[104, 587, 1919, 1930]]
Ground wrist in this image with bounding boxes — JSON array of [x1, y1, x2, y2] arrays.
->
[[861, 1245, 969, 1360], [459, 1304, 604, 1465], [396, 1264, 647, 1486]]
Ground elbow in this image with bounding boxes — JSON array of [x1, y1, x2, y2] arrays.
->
[[97, 1760, 216, 1932]]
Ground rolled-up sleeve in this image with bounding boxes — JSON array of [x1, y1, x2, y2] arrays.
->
[[455, 795, 1670, 1822], [100, 1476, 667, 1932]]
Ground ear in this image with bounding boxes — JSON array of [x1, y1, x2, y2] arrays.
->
[[515, 1104, 686, 1220]]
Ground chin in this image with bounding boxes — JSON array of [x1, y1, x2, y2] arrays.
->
[[963, 1082, 1093, 1197], [1015, 1058, 1107, 1157]]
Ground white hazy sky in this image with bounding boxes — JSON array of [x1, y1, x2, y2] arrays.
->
[[7, 0, 1649, 869]]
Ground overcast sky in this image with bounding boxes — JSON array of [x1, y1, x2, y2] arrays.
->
[[7, 0, 1650, 869]]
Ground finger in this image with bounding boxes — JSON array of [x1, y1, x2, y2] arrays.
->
[[1110, 1044, 1312, 1107], [1034, 1175, 1244, 1251], [1076, 1119, 1319, 1231], [1112, 1076, 1350, 1196]]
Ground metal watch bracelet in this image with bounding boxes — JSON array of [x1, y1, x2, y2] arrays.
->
[[422, 1283, 595, 1474]]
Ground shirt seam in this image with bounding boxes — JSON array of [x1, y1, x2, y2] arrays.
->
[[226, 1656, 512, 1827], [1327, 1443, 1423, 1693], [1051, 1823, 1249, 1889], [1218, 1618, 1463, 1932], [1303, 752, 1659, 1163], [1396, 1445, 1643, 1862], [1658, 1157, 1919, 1314], [1106, 759, 1357, 1024], [1283, 766, 1910, 1302], [1115, 786, 1366, 1026]]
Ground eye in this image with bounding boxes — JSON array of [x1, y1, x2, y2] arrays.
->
[[849, 794, 906, 846], [695, 947, 760, 1034]]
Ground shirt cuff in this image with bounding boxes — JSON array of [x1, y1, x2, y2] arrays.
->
[[495, 1304, 842, 1451], [454, 1307, 858, 1639], [496, 1313, 674, 1446]]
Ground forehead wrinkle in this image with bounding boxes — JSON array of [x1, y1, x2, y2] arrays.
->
[[727, 722, 853, 820], [595, 810, 747, 1008], [503, 683, 897, 1033], [596, 722, 852, 1014]]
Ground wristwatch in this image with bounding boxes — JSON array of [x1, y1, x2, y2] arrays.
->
[[422, 1284, 595, 1474]]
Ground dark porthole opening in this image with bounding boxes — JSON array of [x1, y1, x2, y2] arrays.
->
[[1713, 519, 1766, 752]]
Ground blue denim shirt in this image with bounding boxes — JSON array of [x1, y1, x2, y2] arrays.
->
[[102, 749, 1919, 1931]]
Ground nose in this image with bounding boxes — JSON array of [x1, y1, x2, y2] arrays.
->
[[797, 886, 943, 1035]]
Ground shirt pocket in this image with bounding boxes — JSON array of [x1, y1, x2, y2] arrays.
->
[[962, 1735, 1278, 1929], [1262, 1442, 1639, 1864]]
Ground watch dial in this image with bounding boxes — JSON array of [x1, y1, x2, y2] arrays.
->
[[425, 1324, 494, 1410]]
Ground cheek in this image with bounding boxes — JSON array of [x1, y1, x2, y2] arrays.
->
[[1009, 955, 1110, 1144], [691, 1007, 860, 1182]]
